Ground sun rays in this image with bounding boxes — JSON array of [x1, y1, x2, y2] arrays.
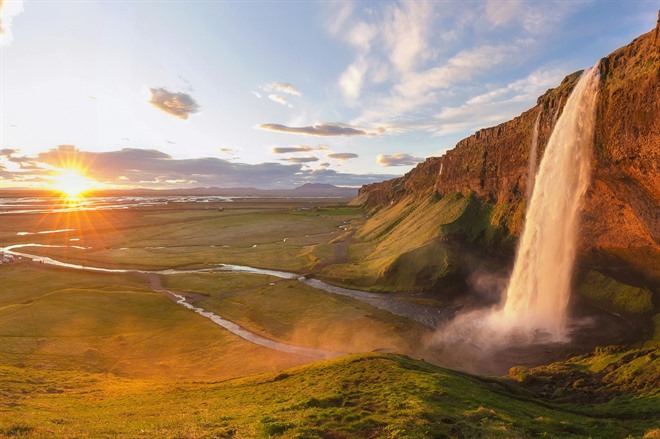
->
[[53, 168, 94, 201]]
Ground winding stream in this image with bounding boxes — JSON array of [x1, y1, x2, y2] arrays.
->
[[1, 244, 449, 358]]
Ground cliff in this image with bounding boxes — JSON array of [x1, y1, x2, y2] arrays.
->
[[351, 18, 659, 287]]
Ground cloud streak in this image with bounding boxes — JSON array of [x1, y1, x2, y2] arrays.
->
[[148, 88, 200, 119], [376, 153, 424, 167], [260, 122, 371, 137], [279, 156, 319, 164], [263, 82, 301, 96], [268, 94, 293, 108], [326, 153, 358, 160], [271, 145, 314, 154]]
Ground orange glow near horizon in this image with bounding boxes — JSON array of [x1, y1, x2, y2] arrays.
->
[[52, 168, 95, 202]]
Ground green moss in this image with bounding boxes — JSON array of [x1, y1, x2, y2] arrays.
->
[[326, 192, 497, 291], [578, 271, 655, 315], [380, 241, 451, 291]]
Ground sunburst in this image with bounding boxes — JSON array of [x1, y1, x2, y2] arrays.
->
[[52, 168, 95, 201]]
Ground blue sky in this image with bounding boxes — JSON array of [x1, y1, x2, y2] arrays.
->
[[1, 0, 657, 189]]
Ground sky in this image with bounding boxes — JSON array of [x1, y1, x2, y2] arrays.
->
[[0, 0, 657, 190]]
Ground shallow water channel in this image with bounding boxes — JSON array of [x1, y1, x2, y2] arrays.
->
[[2, 244, 448, 359]]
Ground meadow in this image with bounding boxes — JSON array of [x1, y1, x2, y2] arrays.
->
[[1, 197, 657, 438]]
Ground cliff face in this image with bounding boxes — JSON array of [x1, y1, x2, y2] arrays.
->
[[355, 20, 660, 280]]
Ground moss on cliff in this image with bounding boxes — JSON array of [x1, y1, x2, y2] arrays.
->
[[320, 192, 506, 292], [578, 270, 655, 315]]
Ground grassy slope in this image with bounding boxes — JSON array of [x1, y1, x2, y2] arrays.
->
[[2, 352, 658, 438], [0, 264, 307, 381], [319, 192, 496, 292]]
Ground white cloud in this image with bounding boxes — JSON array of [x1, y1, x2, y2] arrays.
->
[[339, 57, 368, 100], [326, 153, 358, 160], [268, 94, 292, 108], [466, 68, 565, 106], [148, 88, 200, 119], [324, 1, 354, 36], [260, 122, 392, 137], [376, 153, 425, 167], [484, 0, 523, 26], [0, 0, 25, 46], [326, 1, 582, 137], [383, 1, 432, 74], [346, 21, 377, 52], [251, 91, 262, 99], [272, 145, 313, 154], [484, 0, 577, 34], [280, 156, 319, 164], [263, 82, 301, 96], [355, 43, 518, 125]]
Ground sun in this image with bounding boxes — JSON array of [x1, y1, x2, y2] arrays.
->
[[53, 168, 95, 201]]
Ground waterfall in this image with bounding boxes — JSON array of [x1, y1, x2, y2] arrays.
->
[[493, 67, 600, 341], [525, 111, 541, 201]]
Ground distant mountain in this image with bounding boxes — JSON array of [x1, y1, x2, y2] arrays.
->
[[0, 184, 358, 198], [292, 183, 358, 197]]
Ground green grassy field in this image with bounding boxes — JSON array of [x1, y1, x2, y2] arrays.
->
[[0, 202, 360, 272], [2, 199, 658, 438], [0, 263, 306, 381], [2, 352, 657, 438], [164, 273, 427, 355]]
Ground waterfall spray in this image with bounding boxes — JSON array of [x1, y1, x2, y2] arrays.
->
[[494, 67, 600, 341]]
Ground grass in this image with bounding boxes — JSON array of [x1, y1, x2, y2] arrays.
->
[[0, 204, 362, 272], [320, 192, 496, 292], [1, 352, 658, 438], [2, 198, 658, 438], [164, 274, 428, 355], [0, 263, 307, 381], [577, 270, 655, 316]]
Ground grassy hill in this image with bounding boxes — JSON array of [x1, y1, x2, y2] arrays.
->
[[2, 351, 658, 438]]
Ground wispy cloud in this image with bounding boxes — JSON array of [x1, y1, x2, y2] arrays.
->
[[218, 147, 237, 155], [323, 1, 354, 36], [376, 153, 424, 167], [0, 0, 24, 46], [484, 0, 576, 34], [262, 82, 301, 96], [271, 145, 315, 154], [326, 153, 358, 160], [339, 57, 368, 100], [326, 1, 582, 133], [279, 156, 319, 164], [268, 94, 293, 108], [251, 91, 262, 99], [148, 88, 200, 119], [383, 1, 433, 74], [484, 0, 522, 26], [260, 122, 371, 137]]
